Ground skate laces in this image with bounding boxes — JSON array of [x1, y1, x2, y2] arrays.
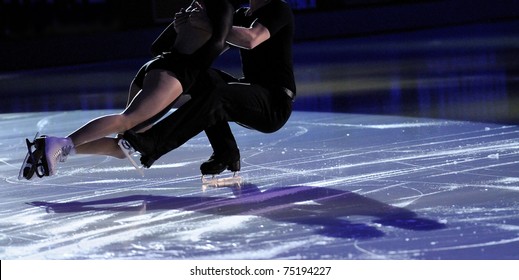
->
[[48, 137, 74, 163], [58, 145, 73, 162]]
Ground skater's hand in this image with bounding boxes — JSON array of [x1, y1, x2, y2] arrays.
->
[[187, 9, 209, 29], [174, 8, 189, 33]]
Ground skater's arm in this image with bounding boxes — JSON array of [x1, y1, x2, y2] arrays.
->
[[227, 2, 292, 50], [189, 0, 234, 69], [226, 20, 270, 50]]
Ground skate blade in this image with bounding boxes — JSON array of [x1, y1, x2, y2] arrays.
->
[[202, 173, 242, 188], [118, 139, 144, 177], [18, 132, 43, 180], [18, 147, 33, 180]]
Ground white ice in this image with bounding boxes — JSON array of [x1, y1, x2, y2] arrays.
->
[[1, 110, 519, 259]]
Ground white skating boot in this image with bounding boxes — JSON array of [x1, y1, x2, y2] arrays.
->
[[42, 136, 75, 176], [118, 138, 144, 176]]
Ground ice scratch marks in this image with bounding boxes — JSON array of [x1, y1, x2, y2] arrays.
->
[[1, 210, 116, 259], [494, 223, 519, 231], [353, 240, 392, 260], [244, 114, 519, 190], [291, 120, 451, 130], [68, 179, 146, 185], [46, 213, 115, 235], [200, 239, 310, 259], [496, 177, 519, 184], [388, 236, 519, 256], [353, 233, 519, 260], [0, 208, 49, 229], [244, 137, 519, 188], [483, 177, 519, 192], [350, 202, 519, 259], [0, 158, 20, 170], [430, 160, 519, 179], [175, 216, 254, 242], [365, 122, 449, 129], [2, 208, 182, 259], [51, 159, 198, 176], [2, 111, 519, 259]]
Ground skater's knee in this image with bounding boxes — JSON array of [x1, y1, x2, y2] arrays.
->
[[117, 114, 141, 132]]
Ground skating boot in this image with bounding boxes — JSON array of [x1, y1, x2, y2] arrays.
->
[[200, 152, 242, 187], [123, 130, 157, 168], [40, 136, 75, 176], [117, 138, 144, 176]]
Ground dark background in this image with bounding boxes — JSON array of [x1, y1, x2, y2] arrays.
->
[[1, 0, 518, 123], [1, 0, 518, 71]]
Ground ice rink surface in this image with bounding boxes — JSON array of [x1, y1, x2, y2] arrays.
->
[[1, 109, 519, 260]]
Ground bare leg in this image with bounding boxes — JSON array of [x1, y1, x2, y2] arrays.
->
[[74, 80, 143, 158], [127, 82, 141, 107], [68, 69, 183, 147], [126, 83, 156, 133], [39, 70, 182, 176], [75, 138, 126, 158]]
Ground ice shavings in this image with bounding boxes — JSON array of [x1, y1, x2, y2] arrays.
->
[[291, 120, 449, 129], [176, 216, 254, 242]]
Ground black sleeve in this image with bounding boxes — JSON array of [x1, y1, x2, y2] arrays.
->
[[189, 0, 234, 69], [255, 2, 291, 36]]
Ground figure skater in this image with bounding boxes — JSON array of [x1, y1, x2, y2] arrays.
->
[[123, 0, 296, 178]]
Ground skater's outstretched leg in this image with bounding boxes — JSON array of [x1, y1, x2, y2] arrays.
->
[[68, 70, 182, 147], [74, 138, 125, 159], [38, 70, 183, 176], [69, 81, 178, 160]]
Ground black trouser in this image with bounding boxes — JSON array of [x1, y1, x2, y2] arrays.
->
[[141, 68, 293, 163]]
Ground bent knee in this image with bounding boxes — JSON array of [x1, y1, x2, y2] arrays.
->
[[118, 114, 143, 132]]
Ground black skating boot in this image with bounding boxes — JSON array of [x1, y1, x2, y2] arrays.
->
[[200, 152, 240, 175], [123, 130, 154, 155]]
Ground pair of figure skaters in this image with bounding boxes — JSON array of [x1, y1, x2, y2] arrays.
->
[[21, 0, 296, 181]]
